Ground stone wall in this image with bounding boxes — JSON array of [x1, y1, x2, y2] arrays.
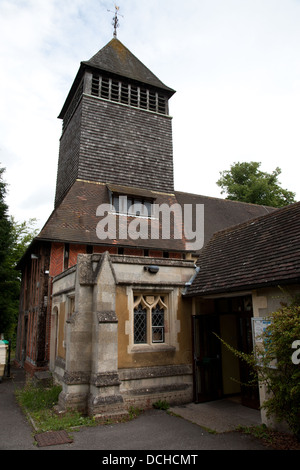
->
[[50, 253, 195, 417]]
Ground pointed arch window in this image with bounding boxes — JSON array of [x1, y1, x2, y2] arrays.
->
[[133, 295, 167, 344]]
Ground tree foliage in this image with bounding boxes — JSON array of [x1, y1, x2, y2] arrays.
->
[[0, 166, 13, 337], [0, 166, 38, 339], [257, 302, 300, 439], [217, 161, 296, 207]]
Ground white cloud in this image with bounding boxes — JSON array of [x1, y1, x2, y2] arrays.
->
[[0, 0, 299, 230]]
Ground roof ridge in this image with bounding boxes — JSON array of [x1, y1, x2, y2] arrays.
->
[[209, 201, 300, 238], [175, 190, 276, 209]]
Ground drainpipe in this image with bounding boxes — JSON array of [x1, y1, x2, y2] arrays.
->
[[182, 265, 200, 295]]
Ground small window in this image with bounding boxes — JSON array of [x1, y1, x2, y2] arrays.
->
[[112, 195, 153, 217], [133, 295, 167, 345]]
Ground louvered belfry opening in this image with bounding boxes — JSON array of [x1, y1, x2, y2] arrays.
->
[[91, 74, 168, 115]]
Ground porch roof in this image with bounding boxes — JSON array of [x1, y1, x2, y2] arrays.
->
[[186, 201, 300, 296]]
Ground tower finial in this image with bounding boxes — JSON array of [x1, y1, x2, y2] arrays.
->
[[108, 5, 123, 38]]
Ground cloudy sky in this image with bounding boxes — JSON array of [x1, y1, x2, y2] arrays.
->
[[1, 0, 300, 229]]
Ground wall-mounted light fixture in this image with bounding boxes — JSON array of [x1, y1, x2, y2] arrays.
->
[[144, 265, 160, 274], [31, 254, 39, 260]]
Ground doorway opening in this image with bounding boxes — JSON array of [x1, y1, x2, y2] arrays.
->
[[192, 295, 259, 410]]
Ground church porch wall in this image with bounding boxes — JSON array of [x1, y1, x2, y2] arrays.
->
[[58, 385, 90, 415], [119, 365, 193, 409], [113, 257, 194, 408], [252, 285, 300, 432], [51, 253, 195, 415], [87, 253, 126, 417], [115, 285, 193, 370]]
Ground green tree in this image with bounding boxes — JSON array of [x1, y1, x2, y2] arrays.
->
[[0, 166, 38, 339], [0, 166, 14, 337], [217, 161, 296, 207]]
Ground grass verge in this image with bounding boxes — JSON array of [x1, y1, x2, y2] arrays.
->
[[15, 381, 141, 434]]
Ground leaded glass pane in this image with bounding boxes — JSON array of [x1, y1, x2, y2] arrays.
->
[[112, 195, 119, 213], [152, 306, 164, 343], [134, 303, 147, 344], [144, 200, 152, 217]]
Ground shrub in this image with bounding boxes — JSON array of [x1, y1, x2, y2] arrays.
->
[[215, 300, 300, 440], [258, 304, 300, 439]]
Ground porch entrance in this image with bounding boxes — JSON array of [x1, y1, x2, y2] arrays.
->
[[192, 295, 260, 410]]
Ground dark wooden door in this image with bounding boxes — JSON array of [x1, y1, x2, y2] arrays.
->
[[238, 313, 260, 409], [193, 315, 222, 403]]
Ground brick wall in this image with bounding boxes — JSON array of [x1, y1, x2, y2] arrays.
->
[[68, 244, 86, 268], [49, 242, 182, 279], [93, 245, 118, 254], [49, 243, 64, 277]]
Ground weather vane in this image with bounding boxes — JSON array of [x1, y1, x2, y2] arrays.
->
[[108, 5, 123, 38]]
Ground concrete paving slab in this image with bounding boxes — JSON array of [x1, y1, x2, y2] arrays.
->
[[170, 399, 262, 433]]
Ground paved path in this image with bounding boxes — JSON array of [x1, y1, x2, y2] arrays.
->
[[0, 367, 267, 451], [170, 399, 262, 433]]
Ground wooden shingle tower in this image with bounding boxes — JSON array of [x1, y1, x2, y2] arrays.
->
[[55, 38, 176, 208]]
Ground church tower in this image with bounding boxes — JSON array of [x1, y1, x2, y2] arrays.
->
[[55, 38, 176, 207]]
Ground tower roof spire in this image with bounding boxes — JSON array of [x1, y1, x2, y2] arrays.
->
[[108, 5, 123, 38]]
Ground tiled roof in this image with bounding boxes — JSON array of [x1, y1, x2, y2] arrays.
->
[[174, 191, 275, 250], [36, 180, 275, 252], [37, 180, 185, 251], [83, 39, 175, 94], [186, 201, 300, 296]]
